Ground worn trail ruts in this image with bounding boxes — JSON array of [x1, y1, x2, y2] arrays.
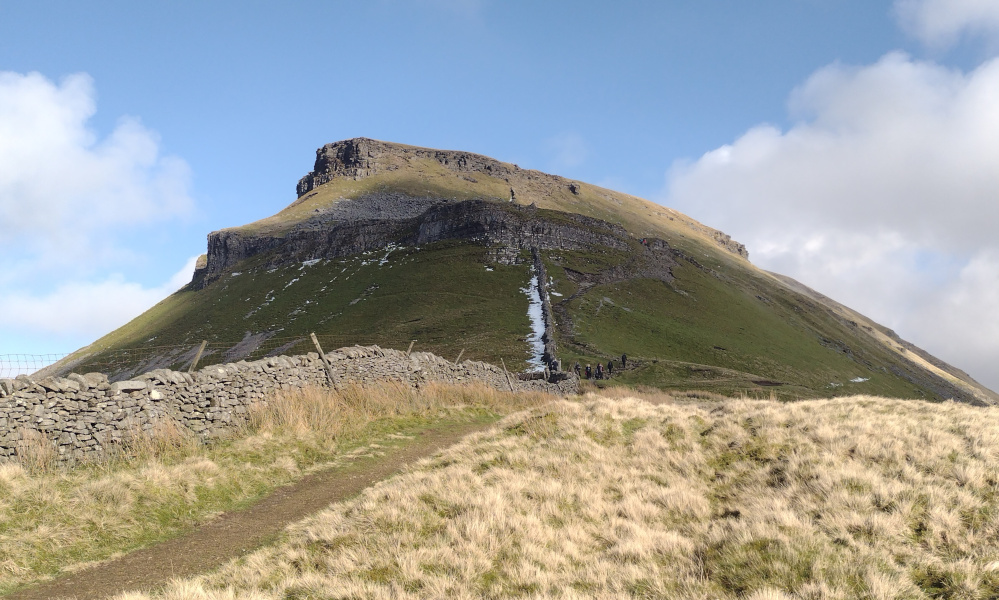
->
[[6, 421, 492, 600]]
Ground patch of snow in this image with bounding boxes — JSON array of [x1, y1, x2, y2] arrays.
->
[[550, 290, 562, 296], [231, 272, 242, 277], [301, 259, 321, 267], [283, 277, 300, 289], [378, 243, 401, 266], [485, 266, 494, 272], [828, 382, 843, 388], [850, 377, 870, 383], [521, 271, 546, 372]]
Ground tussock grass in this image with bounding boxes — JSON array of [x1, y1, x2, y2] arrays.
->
[[0, 382, 549, 594], [126, 394, 999, 599]]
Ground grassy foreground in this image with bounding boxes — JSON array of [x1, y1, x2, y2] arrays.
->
[[118, 392, 999, 600], [0, 383, 553, 595]]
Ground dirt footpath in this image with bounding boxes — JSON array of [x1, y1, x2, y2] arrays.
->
[[7, 421, 492, 600]]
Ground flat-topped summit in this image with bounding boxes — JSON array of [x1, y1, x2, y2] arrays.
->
[[282, 138, 749, 260], [296, 138, 516, 197]]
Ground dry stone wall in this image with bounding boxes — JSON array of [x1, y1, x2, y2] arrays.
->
[[0, 346, 577, 463]]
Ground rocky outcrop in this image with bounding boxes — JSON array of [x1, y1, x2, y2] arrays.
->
[[713, 231, 749, 260], [0, 346, 578, 463], [291, 138, 751, 263], [197, 200, 637, 289], [297, 138, 517, 197]]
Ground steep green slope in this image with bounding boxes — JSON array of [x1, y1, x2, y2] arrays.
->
[[547, 254, 938, 400], [66, 242, 541, 376]]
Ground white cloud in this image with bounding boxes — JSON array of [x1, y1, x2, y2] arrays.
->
[[0, 71, 192, 275], [910, 250, 999, 384], [666, 52, 999, 392], [544, 131, 590, 170], [896, 0, 999, 47], [0, 71, 196, 344], [0, 256, 198, 338]]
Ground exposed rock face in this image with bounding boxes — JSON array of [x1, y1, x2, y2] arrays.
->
[[197, 200, 644, 289], [713, 231, 748, 260], [297, 138, 516, 197]]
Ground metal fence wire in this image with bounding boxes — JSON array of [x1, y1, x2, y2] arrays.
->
[[0, 354, 70, 378]]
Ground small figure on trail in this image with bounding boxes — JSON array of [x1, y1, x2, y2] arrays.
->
[[585, 364, 592, 379], [607, 360, 614, 375], [621, 353, 627, 368], [550, 358, 560, 372], [596, 363, 604, 379], [574, 361, 581, 377]]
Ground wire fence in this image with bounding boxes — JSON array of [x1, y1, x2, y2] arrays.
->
[[0, 354, 70, 378]]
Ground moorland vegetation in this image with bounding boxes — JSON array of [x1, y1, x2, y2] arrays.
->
[[4, 383, 999, 599], [120, 389, 999, 599]]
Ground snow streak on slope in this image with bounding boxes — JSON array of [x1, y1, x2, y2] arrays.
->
[[521, 270, 546, 372]]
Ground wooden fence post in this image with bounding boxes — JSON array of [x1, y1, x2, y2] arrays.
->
[[407, 340, 416, 356], [500, 358, 515, 392], [188, 340, 208, 373], [454, 348, 465, 364], [310, 333, 337, 386]]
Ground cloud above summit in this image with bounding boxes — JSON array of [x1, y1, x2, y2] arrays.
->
[[666, 51, 999, 391]]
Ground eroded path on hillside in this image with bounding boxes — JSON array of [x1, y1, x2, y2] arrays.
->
[[6, 421, 494, 600]]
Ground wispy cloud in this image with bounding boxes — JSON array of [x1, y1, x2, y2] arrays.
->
[[666, 52, 999, 391], [0, 256, 198, 339], [895, 0, 999, 48], [544, 131, 590, 170]]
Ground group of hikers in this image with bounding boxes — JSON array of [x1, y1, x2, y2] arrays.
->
[[572, 353, 627, 380]]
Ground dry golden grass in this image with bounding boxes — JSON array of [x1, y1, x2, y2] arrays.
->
[[0, 382, 549, 594], [122, 393, 999, 599]]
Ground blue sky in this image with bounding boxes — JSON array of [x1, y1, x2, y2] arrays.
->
[[2, 0, 998, 390]]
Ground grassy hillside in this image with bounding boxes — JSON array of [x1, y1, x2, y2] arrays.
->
[[117, 390, 999, 600], [546, 250, 943, 400], [67, 233, 962, 400], [51, 139, 996, 403], [66, 241, 544, 375]]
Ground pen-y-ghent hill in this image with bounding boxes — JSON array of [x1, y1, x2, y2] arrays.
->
[[59, 137, 997, 405]]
